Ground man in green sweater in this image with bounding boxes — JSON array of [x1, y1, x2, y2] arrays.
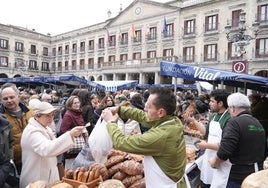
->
[[101, 88, 187, 188]]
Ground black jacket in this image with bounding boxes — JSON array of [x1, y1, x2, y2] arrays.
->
[[217, 110, 266, 184]]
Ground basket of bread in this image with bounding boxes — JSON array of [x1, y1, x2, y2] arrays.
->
[[63, 166, 103, 188]]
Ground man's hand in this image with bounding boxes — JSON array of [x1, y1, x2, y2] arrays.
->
[[196, 140, 207, 151], [209, 156, 224, 169], [101, 108, 116, 123]]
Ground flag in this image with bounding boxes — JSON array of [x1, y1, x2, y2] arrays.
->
[[106, 28, 112, 43], [162, 17, 167, 35], [132, 24, 137, 38]]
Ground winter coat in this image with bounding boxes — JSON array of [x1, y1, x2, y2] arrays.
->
[[20, 117, 74, 188]]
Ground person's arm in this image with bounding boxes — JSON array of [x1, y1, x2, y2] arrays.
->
[[0, 154, 12, 187], [196, 140, 220, 151], [183, 111, 207, 135]]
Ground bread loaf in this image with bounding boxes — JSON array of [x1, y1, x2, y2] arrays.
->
[[107, 149, 127, 158], [129, 178, 146, 188], [120, 160, 143, 175], [122, 175, 143, 187], [108, 162, 123, 177], [112, 171, 128, 181], [105, 155, 126, 168]]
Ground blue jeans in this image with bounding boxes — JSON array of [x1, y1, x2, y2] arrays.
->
[[227, 180, 240, 188]]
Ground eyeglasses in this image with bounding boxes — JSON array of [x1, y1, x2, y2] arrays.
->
[[106, 99, 113, 102], [43, 112, 55, 118]]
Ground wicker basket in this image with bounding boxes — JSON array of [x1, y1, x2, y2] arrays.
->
[[62, 176, 102, 188]]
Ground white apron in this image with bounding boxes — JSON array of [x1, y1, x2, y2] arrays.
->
[[144, 156, 184, 188], [198, 110, 231, 187]]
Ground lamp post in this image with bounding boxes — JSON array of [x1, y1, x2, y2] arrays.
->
[[225, 10, 260, 60]]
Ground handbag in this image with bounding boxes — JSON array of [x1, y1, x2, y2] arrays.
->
[[66, 135, 86, 154]]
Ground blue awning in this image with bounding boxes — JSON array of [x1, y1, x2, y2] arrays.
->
[[160, 60, 268, 92]]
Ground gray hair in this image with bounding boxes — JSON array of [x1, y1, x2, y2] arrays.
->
[[227, 92, 250, 109]]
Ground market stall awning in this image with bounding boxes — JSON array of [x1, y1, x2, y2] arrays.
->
[[88, 80, 138, 91], [160, 60, 268, 92], [44, 74, 88, 86], [136, 83, 197, 90]]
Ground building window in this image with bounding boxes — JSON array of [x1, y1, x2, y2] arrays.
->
[[98, 38, 104, 49], [71, 60, 76, 70], [65, 45, 69, 54], [133, 30, 142, 43], [0, 39, 8, 49], [120, 33, 128, 45], [80, 41, 85, 52], [72, 43, 77, 53], [58, 46, 62, 55], [15, 42, 23, 52], [147, 50, 156, 58], [120, 54, 128, 62], [108, 55, 115, 62], [98, 57, 104, 68], [205, 14, 218, 32], [163, 23, 174, 37], [29, 60, 37, 70], [108, 35, 116, 47], [52, 48, 56, 56], [204, 44, 217, 61], [88, 40, 94, 50], [58, 62, 62, 71], [183, 46, 195, 62], [0, 56, 8, 67], [41, 62, 49, 71], [147, 27, 157, 40], [88, 58, 94, 69], [43, 47, 48, 56], [80, 59, 85, 69], [184, 19, 195, 35], [163, 49, 173, 61], [256, 38, 268, 57], [30, 45, 36, 54], [147, 50, 156, 63], [228, 42, 239, 59], [258, 4, 268, 21], [133, 52, 141, 60], [64, 61, 68, 70], [232, 10, 241, 27]]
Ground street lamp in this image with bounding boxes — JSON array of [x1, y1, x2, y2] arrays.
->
[[225, 10, 260, 59]]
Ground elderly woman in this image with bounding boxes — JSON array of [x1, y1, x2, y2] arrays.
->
[[20, 101, 85, 188]]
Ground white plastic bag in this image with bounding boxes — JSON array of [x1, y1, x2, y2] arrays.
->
[[88, 117, 113, 164]]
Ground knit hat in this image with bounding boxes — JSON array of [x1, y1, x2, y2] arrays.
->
[[32, 101, 58, 115]]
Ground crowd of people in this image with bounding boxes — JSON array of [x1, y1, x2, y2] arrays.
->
[[0, 82, 267, 188]]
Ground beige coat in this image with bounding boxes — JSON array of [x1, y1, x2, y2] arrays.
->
[[20, 117, 74, 187]]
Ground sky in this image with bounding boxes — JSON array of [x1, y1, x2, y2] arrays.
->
[[0, 0, 169, 36]]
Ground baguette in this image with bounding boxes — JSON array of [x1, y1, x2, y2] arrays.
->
[[77, 171, 84, 182], [87, 171, 95, 182], [81, 171, 89, 183], [73, 168, 80, 180]]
